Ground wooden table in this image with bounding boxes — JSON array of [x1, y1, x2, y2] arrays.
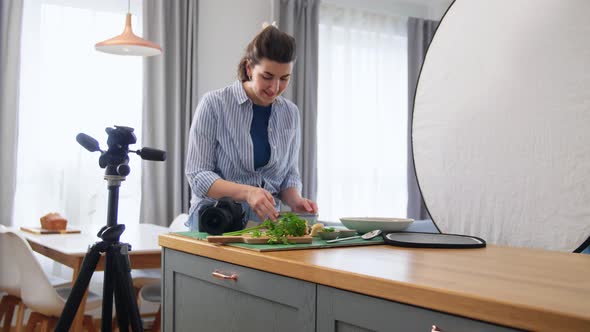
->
[[21, 223, 168, 332], [160, 233, 590, 331]]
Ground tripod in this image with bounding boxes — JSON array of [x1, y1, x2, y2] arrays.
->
[[55, 173, 143, 332], [56, 126, 166, 332]]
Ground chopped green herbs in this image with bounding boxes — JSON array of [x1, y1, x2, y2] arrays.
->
[[222, 212, 307, 244]]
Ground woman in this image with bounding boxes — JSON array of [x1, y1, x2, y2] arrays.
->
[[186, 25, 318, 231]]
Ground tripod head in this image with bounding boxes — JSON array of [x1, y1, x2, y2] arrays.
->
[[76, 125, 166, 228], [77, 125, 166, 178]]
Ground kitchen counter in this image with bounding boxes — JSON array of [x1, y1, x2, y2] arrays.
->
[[159, 233, 590, 331]]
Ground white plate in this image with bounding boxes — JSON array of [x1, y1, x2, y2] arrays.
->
[[339, 217, 414, 233]]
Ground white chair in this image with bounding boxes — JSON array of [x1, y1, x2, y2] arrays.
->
[[0, 225, 26, 332], [168, 213, 189, 232], [132, 213, 188, 287], [1, 225, 73, 332], [2, 229, 102, 331], [132, 213, 189, 286], [138, 283, 161, 332], [134, 214, 188, 332]]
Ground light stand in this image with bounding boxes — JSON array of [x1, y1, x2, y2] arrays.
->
[[55, 126, 165, 332]]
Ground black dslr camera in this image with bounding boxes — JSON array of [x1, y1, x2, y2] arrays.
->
[[198, 198, 245, 235]]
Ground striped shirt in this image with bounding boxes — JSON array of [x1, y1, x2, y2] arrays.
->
[[186, 80, 302, 219]]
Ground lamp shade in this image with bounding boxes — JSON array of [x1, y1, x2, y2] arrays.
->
[[95, 13, 162, 56]]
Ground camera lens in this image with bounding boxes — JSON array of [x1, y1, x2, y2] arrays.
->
[[200, 208, 233, 235]]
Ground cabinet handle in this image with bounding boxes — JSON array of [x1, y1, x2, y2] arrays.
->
[[431, 325, 443, 332], [212, 270, 238, 281]]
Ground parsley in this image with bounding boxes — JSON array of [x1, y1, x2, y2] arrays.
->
[[222, 212, 307, 245]]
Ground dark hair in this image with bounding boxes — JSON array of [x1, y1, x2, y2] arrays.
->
[[237, 26, 296, 82]]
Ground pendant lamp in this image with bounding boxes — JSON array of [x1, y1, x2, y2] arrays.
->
[[95, 0, 162, 56]]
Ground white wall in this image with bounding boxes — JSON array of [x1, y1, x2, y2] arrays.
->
[[197, 0, 273, 99], [197, 0, 452, 101]]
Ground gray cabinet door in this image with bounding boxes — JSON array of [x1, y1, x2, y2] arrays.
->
[[317, 285, 521, 332], [162, 248, 316, 332]]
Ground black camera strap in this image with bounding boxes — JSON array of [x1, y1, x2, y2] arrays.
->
[[382, 232, 486, 249]]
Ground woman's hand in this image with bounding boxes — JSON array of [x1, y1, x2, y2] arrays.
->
[[207, 180, 278, 221], [280, 187, 318, 214], [246, 187, 279, 221], [290, 197, 318, 214]]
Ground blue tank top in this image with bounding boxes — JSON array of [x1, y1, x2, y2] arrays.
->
[[250, 104, 272, 169]]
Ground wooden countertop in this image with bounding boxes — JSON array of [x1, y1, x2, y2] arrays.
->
[[159, 233, 590, 332]]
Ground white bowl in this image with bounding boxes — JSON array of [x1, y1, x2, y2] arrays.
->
[[339, 217, 414, 233]]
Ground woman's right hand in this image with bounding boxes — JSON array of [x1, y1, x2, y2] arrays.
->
[[246, 187, 279, 221]]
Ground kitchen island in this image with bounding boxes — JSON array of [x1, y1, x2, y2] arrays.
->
[[159, 233, 590, 332]]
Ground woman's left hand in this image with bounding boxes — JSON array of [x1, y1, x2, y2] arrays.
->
[[290, 197, 318, 214]]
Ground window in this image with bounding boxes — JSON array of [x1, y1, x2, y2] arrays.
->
[[317, 4, 408, 222], [14, 0, 144, 227]]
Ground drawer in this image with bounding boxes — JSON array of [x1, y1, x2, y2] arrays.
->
[[162, 248, 315, 332], [317, 285, 522, 332]]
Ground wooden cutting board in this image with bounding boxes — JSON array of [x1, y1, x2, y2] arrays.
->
[[20, 226, 81, 234], [207, 234, 313, 244]]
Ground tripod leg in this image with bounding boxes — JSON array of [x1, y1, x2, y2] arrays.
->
[[55, 243, 104, 332], [113, 244, 143, 332], [113, 260, 130, 332], [101, 249, 116, 332]]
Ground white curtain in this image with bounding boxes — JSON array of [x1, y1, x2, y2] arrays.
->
[[0, 0, 23, 226], [14, 0, 144, 228], [317, 4, 408, 222]]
